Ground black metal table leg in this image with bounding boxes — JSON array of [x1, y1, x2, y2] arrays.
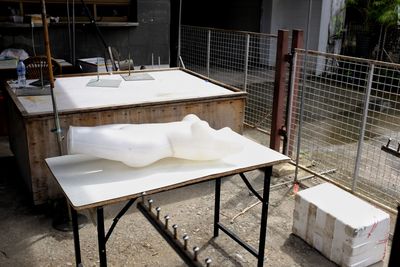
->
[[71, 206, 82, 267], [257, 166, 273, 267], [213, 178, 221, 237], [97, 207, 107, 267]]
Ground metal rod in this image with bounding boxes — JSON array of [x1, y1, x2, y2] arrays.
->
[[66, 0, 72, 63], [137, 202, 202, 267], [97, 57, 100, 80], [97, 207, 107, 267], [217, 222, 258, 257], [128, 52, 131, 76], [41, 0, 64, 156], [257, 166, 273, 267], [177, 0, 182, 66], [71, 207, 82, 267], [239, 173, 263, 202], [105, 198, 136, 242], [285, 51, 297, 155], [213, 178, 221, 237], [72, 0, 76, 65], [352, 63, 374, 191], [79, 0, 117, 71], [270, 169, 336, 189], [294, 0, 313, 184], [207, 30, 211, 77], [381, 145, 400, 158], [243, 34, 250, 92]]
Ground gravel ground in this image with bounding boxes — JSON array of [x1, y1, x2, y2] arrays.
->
[[0, 133, 392, 267]]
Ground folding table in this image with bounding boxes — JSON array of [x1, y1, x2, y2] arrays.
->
[[45, 131, 290, 267]]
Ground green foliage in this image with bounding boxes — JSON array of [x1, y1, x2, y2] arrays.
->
[[346, 0, 399, 27]]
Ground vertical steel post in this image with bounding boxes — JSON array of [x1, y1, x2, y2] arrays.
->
[[207, 30, 211, 77], [177, 0, 182, 64], [243, 34, 250, 91], [71, 207, 82, 267], [257, 166, 273, 267], [97, 207, 107, 267], [213, 178, 221, 237], [285, 30, 304, 156], [270, 30, 289, 152], [352, 63, 374, 191]]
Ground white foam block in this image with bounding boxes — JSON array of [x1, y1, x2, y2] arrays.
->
[[292, 183, 390, 267]]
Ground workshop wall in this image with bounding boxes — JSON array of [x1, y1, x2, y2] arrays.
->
[[0, 0, 170, 67]]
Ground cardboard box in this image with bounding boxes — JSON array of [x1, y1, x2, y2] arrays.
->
[[293, 183, 390, 267]]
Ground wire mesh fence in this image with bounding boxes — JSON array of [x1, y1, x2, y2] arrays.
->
[[180, 25, 278, 130], [181, 25, 400, 209], [289, 49, 400, 208]]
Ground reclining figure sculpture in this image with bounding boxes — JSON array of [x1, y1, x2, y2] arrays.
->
[[67, 114, 243, 167]]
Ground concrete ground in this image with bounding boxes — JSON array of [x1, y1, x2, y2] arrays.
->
[[0, 132, 393, 267]]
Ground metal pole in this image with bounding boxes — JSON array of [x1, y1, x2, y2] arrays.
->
[[294, 0, 313, 184], [207, 29, 211, 77], [177, 0, 182, 66], [285, 51, 297, 155], [243, 34, 250, 92], [352, 63, 374, 191], [257, 166, 273, 267], [41, 0, 63, 156], [213, 178, 221, 237], [72, 0, 76, 65], [269, 29, 289, 152]]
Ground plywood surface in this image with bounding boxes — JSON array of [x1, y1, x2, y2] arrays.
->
[[10, 70, 239, 115], [46, 132, 289, 210]]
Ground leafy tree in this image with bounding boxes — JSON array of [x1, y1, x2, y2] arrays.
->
[[345, 0, 399, 60]]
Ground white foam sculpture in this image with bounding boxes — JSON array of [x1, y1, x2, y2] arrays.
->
[[67, 114, 243, 167]]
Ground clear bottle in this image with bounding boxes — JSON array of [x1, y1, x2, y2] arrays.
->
[[16, 59, 26, 88]]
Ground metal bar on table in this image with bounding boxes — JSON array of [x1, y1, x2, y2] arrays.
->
[[105, 198, 137, 242], [213, 178, 221, 237], [352, 63, 374, 191], [257, 166, 273, 267], [137, 201, 203, 267], [71, 207, 82, 267], [239, 173, 263, 202], [97, 207, 107, 267]]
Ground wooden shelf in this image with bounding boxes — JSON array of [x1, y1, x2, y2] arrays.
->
[[0, 21, 139, 28], [1, 0, 137, 24]]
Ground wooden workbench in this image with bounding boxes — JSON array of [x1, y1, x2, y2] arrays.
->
[[4, 68, 246, 205]]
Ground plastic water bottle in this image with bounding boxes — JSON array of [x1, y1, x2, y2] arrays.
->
[[17, 59, 26, 88]]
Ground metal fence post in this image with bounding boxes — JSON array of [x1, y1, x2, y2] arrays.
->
[[207, 29, 211, 77], [352, 63, 374, 192], [243, 34, 250, 91], [286, 29, 304, 156], [270, 29, 289, 152]]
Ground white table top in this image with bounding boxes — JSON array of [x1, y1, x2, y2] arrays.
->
[[45, 132, 289, 210], [10, 69, 240, 115]]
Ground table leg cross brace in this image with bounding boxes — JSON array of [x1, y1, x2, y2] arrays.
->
[[105, 198, 137, 242], [214, 166, 273, 267], [239, 173, 265, 203]]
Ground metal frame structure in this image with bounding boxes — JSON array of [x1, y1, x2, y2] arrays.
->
[[69, 167, 274, 267]]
